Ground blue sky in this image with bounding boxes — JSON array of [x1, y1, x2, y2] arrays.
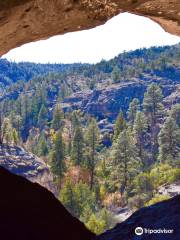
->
[[3, 13, 180, 64]]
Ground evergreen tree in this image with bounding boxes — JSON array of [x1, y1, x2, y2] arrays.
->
[[111, 128, 139, 193], [51, 130, 66, 187], [158, 116, 180, 165], [2, 118, 13, 144], [12, 128, 19, 145], [71, 110, 81, 134], [52, 104, 64, 131], [169, 104, 180, 127], [114, 111, 126, 140], [85, 118, 100, 189], [38, 104, 48, 129], [12, 115, 22, 140], [128, 98, 140, 126], [37, 132, 49, 156], [59, 178, 77, 216], [112, 66, 121, 83], [143, 83, 164, 161], [133, 111, 148, 169], [143, 84, 164, 125], [71, 126, 84, 166]]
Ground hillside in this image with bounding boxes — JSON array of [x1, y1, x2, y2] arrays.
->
[[0, 44, 179, 235]]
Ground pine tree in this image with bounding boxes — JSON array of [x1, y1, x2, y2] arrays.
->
[[169, 104, 180, 127], [12, 115, 22, 141], [85, 118, 100, 189], [114, 111, 126, 140], [71, 110, 81, 134], [37, 132, 49, 156], [12, 128, 19, 145], [52, 104, 64, 131], [71, 126, 84, 166], [59, 178, 77, 216], [2, 118, 13, 145], [51, 130, 66, 187], [143, 84, 164, 125], [133, 111, 148, 169], [158, 116, 180, 165], [38, 104, 48, 129], [112, 66, 121, 83], [143, 83, 164, 161], [111, 128, 139, 193], [128, 98, 140, 126]]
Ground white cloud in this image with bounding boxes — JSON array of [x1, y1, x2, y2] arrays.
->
[[3, 13, 180, 64]]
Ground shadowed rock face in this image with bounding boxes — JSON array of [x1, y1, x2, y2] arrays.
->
[[0, 0, 179, 56], [0, 166, 95, 240], [95, 195, 180, 240], [0, 144, 58, 196]]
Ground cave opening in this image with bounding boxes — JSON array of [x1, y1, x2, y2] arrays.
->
[[0, 9, 180, 237]]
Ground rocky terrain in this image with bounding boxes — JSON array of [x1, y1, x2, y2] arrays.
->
[[62, 78, 179, 125], [158, 182, 180, 197], [96, 195, 180, 240], [0, 144, 57, 196], [0, 166, 94, 240]]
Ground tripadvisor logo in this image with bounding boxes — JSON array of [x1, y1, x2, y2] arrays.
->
[[135, 227, 143, 235], [135, 227, 174, 236]]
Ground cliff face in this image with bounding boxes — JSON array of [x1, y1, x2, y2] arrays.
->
[[0, 0, 179, 56], [0, 144, 57, 196], [0, 166, 95, 240], [62, 80, 178, 122], [95, 195, 180, 240]]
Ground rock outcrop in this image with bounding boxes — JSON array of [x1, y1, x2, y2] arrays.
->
[[96, 195, 180, 240], [158, 182, 180, 197], [62, 79, 178, 122], [0, 0, 179, 56], [0, 144, 57, 196], [0, 166, 95, 240]]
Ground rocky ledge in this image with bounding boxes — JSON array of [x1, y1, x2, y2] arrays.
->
[[96, 195, 180, 240], [0, 144, 57, 195], [0, 166, 94, 240]]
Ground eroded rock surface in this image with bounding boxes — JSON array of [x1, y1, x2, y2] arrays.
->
[[0, 0, 179, 56], [0, 144, 57, 195], [62, 79, 179, 123]]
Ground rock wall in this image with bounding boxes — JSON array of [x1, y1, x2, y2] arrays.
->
[[0, 0, 179, 56], [0, 144, 57, 196]]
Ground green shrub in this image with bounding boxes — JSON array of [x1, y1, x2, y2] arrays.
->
[[149, 164, 179, 189], [145, 195, 170, 207], [128, 193, 152, 210], [168, 168, 180, 183]]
